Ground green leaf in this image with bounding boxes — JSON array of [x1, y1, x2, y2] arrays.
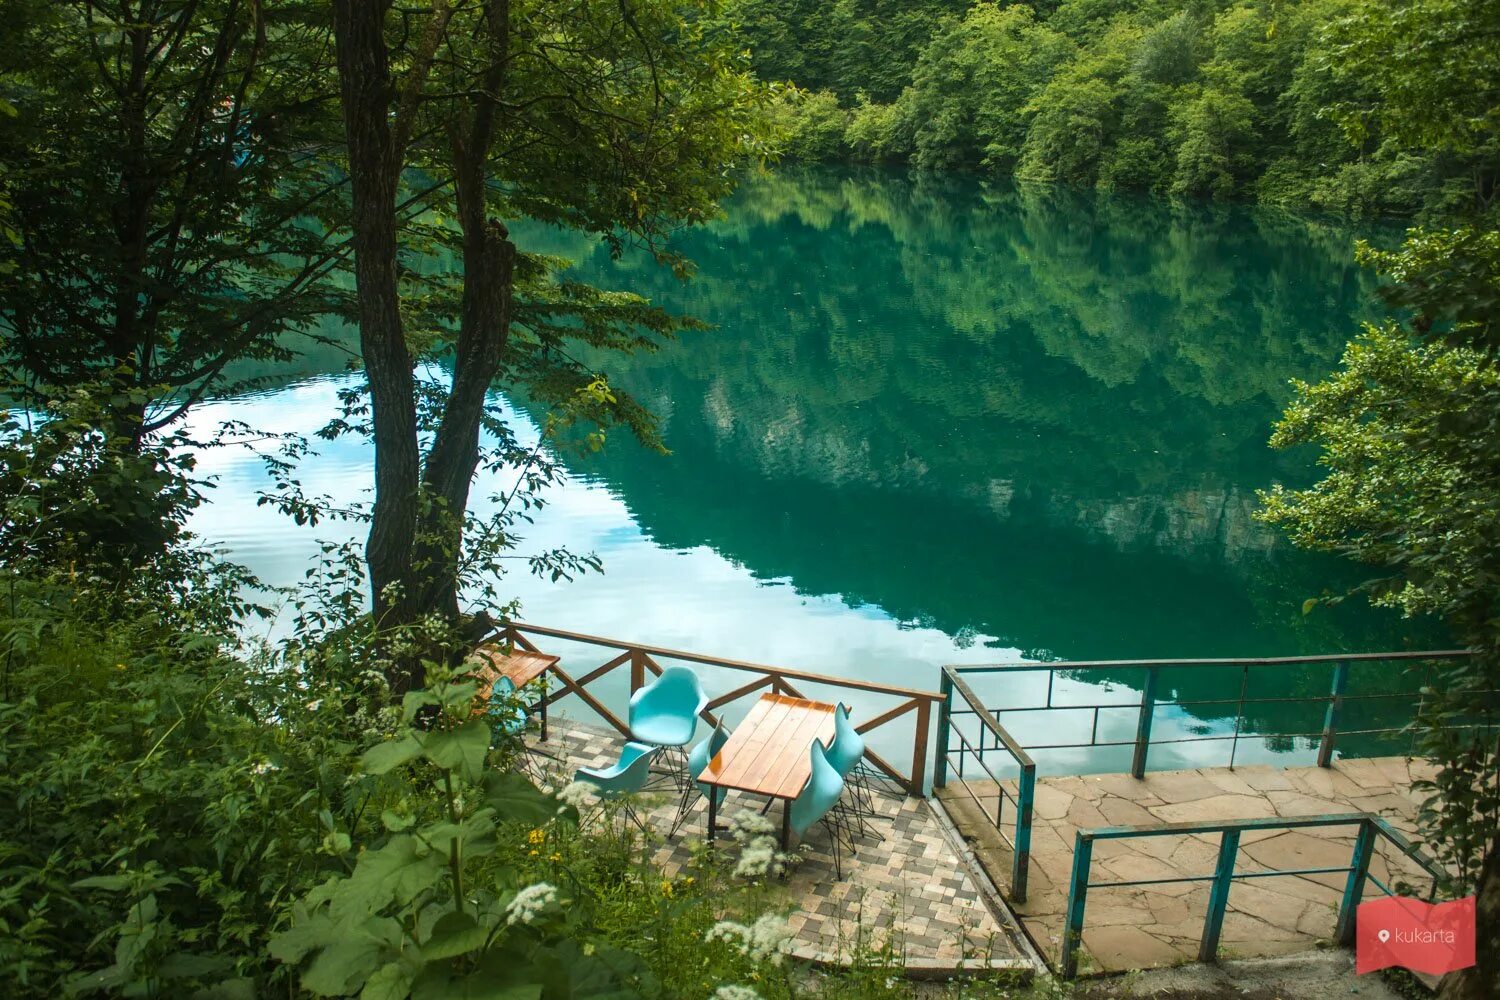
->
[[381, 810, 415, 832], [1301, 597, 1320, 615], [360, 962, 415, 1000], [362, 734, 423, 775], [421, 911, 489, 961], [422, 720, 490, 783], [482, 772, 558, 825], [341, 835, 447, 912], [401, 690, 442, 723], [188, 979, 255, 1000]]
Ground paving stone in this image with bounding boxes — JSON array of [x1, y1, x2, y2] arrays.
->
[[1150, 793, 1277, 823], [1097, 795, 1159, 826], [1233, 765, 1297, 792], [1138, 771, 1230, 804], [1080, 924, 1191, 970]]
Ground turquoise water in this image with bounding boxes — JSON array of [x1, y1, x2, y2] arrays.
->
[[188, 167, 1435, 772]]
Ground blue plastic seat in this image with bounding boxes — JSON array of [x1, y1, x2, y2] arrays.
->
[[670, 722, 731, 835], [489, 675, 530, 738], [826, 704, 865, 778], [826, 704, 880, 842], [789, 738, 845, 840], [628, 666, 709, 748], [573, 741, 659, 798]]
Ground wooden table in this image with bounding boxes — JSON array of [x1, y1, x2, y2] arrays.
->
[[468, 643, 560, 740], [699, 692, 837, 848]]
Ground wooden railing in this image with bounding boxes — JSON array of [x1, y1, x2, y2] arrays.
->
[[493, 621, 946, 796]]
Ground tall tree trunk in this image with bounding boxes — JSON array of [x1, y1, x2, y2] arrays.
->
[[409, 0, 514, 632], [332, 0, 422, 668], [411, 145, 515, 626], [1439, 843, 1498, 998]]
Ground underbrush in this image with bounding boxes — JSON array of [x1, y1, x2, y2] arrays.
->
[[1, 562, 1021, 998]]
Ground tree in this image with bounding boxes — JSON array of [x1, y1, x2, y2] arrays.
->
[[1259, 232, 1500, 998], [325, 0, 768, 680], [0, 1, 346, 556]]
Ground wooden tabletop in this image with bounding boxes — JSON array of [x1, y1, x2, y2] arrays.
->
[[468, 643, 559, 702], [700, 692, 837, 801]]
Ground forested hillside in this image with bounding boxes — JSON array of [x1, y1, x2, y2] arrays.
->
[[735, 0, 1499, 215]]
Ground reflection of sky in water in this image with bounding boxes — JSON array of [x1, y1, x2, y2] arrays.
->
[[186, 373, 1294, 777]]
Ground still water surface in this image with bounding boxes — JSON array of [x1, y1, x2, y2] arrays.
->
[[190, 168, 1433, 772]]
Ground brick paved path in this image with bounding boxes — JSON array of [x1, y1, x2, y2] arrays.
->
[[531, 718, 1036, 970]]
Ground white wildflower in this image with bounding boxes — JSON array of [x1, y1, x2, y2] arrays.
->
[[705, 914, 792, 965], [744, 913, 792, 963], [713, 986, 761, 1000], [734, 841, 779, 879], [557, 780, 598, 810], [727, 810, 775, 842], [727, 809, 785, 878], [505, 882, 558, 926]]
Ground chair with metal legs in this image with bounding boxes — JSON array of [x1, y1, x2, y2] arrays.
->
[[488, 675, 548, 781], [670, 722, 730, 836], [788, 738, 849, 879], [628, 666, 709, 792], [573, 741, 660, 833], [826, 703, 882, 843]]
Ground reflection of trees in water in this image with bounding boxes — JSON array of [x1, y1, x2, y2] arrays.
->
[[553, 167, 1392, 562], [228, 167, 1437, 728]]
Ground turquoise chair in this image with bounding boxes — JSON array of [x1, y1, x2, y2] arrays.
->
[[628, 666, 709, 747], [574, 741, 660, 831], [788, 738, 849, 878], [489, 675, 530, 739], [490, 675, 549, 780], [827, 704, 880, 841], [670, 722, 730, 835]]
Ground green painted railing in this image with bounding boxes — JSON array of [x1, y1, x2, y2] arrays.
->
[[947, 651, 1475, 780], [935, 667, 1036, 901], [1058, 813, 1446, 979]]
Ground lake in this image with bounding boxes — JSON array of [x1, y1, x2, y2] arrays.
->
[[187, 167, 1435, 773]]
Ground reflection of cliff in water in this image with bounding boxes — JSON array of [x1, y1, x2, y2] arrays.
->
[[515, 166, 1427, 660]]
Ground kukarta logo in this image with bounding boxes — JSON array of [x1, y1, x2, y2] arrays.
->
[[1356, 895, 1476, 976]]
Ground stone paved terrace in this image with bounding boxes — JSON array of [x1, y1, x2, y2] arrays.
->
[[937, 757, 1439, 975], [529, 717, 1039, 971]]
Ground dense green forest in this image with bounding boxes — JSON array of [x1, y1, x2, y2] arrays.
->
[[738, 0, 1499, 215]]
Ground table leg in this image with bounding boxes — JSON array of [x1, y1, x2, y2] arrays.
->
[[707, 787, 718, 846], [539, 693, 548, 742], [780, 802, 791, 853]]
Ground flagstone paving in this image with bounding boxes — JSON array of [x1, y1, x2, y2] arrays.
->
[[937, 758, 1441, 975], [528, 717, 1037, 970]]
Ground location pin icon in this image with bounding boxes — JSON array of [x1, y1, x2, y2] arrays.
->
[[1378, 929, 1391, 943]]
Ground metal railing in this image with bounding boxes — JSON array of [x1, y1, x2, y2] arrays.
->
[[935, 666, 1036, 901], [1058, 813, 1447, 978], [947, 651, 1475, 779], [495, 621, 945, 796]]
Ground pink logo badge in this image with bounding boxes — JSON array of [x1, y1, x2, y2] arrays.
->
[[1356, 895, 1475, 976]]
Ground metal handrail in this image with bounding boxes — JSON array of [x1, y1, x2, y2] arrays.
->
[[936, 666, 1036, 901], [1058, 813, 1448, 978], [946, 651, 1479, 778]]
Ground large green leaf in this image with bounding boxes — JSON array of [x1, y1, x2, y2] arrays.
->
[[361, 961, 416, 1000], [482, 772, 558, 825], [421, 720, 490, 783], [338, 835, 447, 913], [421, 910, 490, 961], [362, 734, 423, 775]]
